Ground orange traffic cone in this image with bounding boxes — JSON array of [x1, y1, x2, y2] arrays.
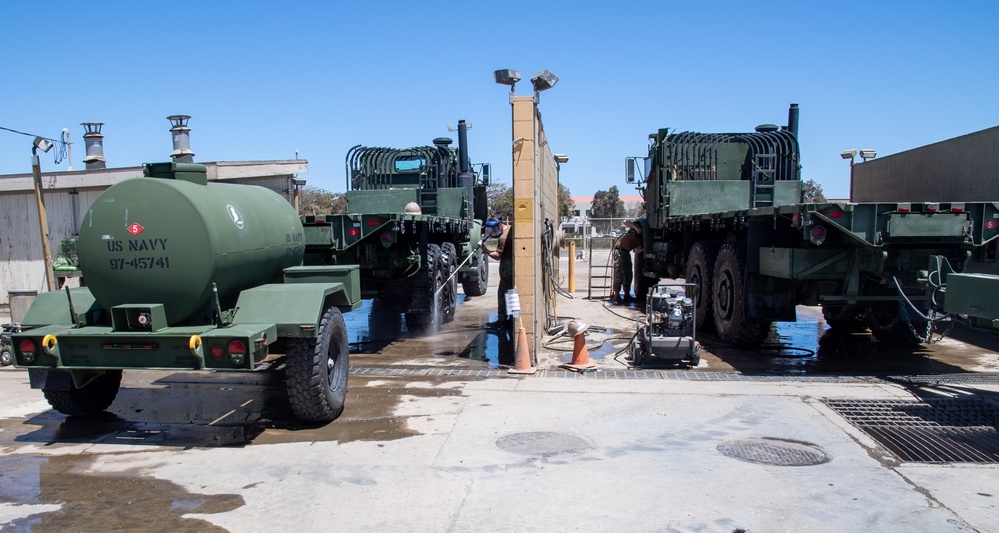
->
[[508, 326, 537, 375], [561, 320, 597, 372]]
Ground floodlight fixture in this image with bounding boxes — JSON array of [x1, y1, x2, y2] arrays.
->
[[840, 149, 857, 160], [530, 69, 559, 92], [494, 69, 521, 86], [554, 154, 569, 164], [512, 137, 525, 146], [33, 136, 53, 153], [859, 149, 877, 160]]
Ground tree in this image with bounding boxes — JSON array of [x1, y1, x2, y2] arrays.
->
[[591, 185, 626, 233], [298, 186, 347, 215], [803, 179, 827, 203], [487, 183, 513, 220], [558, 183, 575, 221]]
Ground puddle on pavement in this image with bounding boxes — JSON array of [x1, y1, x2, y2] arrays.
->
[[0, 454, 242, 531], [700, 306, 999, 375]]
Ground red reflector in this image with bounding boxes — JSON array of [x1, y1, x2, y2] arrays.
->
[[926, 207, 937, 212], [898, 207, 910, 213], [210, 345, 224, 359], [19, 339, 35, 353], [228, 340, 247, 355], [348, 228, 360, 237], [811, 226, 827, 239], [381, 231, 393, 241], [951, 207, 964, 212], [830, 211, 843, 219], [367, 219, 378, 226]]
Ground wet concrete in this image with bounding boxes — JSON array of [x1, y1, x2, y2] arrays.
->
[[0, 454, 242, 532]]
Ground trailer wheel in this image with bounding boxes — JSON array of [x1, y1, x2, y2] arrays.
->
[[686, 241, 716, 331], [441, 243, 459, 323], [461, 251, 489, 297], [43, 370, 122, 417], [630, 335, 647, 367], [287, 306, 349, 422], [0, 345, 12, 366], [712, 244, 771, 345], [406, 244, 444, 333]]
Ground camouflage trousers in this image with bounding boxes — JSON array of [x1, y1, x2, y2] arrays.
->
[[612, 249, 633, 297]]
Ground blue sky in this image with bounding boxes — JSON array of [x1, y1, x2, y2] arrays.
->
[[2, 1, 997, 201]]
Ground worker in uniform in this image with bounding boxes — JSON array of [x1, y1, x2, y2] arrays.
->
[[611, 219, 643, 304], [485, 216, 514, 329]]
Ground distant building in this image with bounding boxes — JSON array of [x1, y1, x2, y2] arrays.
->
[[568, 195, 644, 220]]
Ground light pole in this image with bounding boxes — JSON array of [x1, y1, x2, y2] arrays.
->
[[842, 148, 876, 201], [31, 136, 57, 292]]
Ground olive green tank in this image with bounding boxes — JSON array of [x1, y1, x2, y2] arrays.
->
[[79, 163, 305, 325]]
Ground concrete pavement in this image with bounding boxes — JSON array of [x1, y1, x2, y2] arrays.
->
[[1, 253, 998, 531]]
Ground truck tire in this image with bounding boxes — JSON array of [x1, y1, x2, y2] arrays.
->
[[43, 370, 122, 417], [712, 243, 771, 345], [686, 241, 715, 331], [287, 306, 349, 422], [461, 252, 489, 297], [406, 244, 443, 333], [0, 345, 11, 366], [441, 243, 458, 323]]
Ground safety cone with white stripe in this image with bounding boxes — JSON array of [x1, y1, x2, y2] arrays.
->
[[508, 326, 537, 375], [560, 319, 597, 372]]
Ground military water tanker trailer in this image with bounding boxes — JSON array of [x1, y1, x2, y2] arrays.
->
[[12, 162, 360, 422], [301, 119, 491, 332], [625, 104, 999, 346]]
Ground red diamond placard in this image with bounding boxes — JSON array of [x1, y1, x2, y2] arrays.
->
[[127, 223, 144, 236]]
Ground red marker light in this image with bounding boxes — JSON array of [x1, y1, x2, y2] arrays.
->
[[19, 339, 35, 355], [210, 345, 224, 359], [898, 207, 910, 213], [367, 219, 378, 226], [951, 206, 964, 213], [348, 228, 360, 237], [830, 211, 843, 219]]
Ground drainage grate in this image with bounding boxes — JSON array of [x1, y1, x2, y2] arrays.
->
[[824, 398, 999, 463], [496, 431, 590, 457], [717, 438, 830, 466]]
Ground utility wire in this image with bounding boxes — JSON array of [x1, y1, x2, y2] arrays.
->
[[0, 125, 68, 165]]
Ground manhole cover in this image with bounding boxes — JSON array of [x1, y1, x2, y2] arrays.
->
[[496, 431, 590, 457], [717, 438, 830, 466]]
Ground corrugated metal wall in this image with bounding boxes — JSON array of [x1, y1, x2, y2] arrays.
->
[[851, 126, 999, 203]]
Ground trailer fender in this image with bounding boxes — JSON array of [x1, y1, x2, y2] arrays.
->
[[234, 283, 358, 338], [20, 288, 99, 329]]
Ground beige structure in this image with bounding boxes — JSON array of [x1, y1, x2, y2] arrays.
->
[[0, 160, 308, 307], [509, 96, 561, 356]]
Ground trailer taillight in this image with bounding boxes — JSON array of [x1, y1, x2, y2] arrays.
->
[[810, 226, 827, 246], [228, 340, 247, 366], [19, 339, 35, 362]]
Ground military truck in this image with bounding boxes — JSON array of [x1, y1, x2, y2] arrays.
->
[[304, 119, 491, 332], [12, 162, 359, 422], [626, 104, 999, 346]]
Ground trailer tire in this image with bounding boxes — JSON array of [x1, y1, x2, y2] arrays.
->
[[869, 306, 931, 346], [686, 241, 716, 331], [461, 252, 489, 297], [712, 244, 771, 345], [0, 345, 11, 366], [406, 244, 444, 333], [287, 306, 349, 422], [43, 370, 122, 417], [441, 243, 459, 323], [630, 335, 646, 367]]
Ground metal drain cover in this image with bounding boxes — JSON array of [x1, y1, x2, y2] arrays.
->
[[496, 431, 590, 457], [717, 438, 830, 466]]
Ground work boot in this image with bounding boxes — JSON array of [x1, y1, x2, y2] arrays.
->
[[609, 294, 622, 304]]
